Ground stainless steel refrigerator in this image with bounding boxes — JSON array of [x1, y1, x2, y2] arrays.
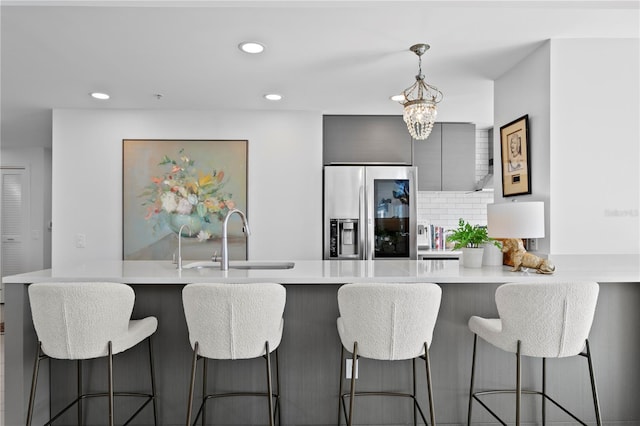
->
[[323, 165, 418, 260]]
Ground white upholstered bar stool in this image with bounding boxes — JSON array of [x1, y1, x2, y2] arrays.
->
[[26, 282, 158, 426], [182, 282, 286, 426], [467, 281, 602, 426], [336, 282, 442, 426]]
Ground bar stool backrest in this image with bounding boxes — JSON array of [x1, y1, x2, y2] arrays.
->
[[337, 282, 442, 360], [495, 281, 599, 357], [28, 282, 135, 360], [182, 283, 286, 360]]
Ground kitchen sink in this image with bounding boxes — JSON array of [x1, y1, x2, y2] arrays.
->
[[182, 260, 295, 270]]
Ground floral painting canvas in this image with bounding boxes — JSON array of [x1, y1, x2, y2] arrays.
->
[[123, 139, 248, 260]]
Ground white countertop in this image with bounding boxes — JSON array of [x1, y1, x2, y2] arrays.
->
[[3, 255, 639, 285], [418, 249, 462, 258]]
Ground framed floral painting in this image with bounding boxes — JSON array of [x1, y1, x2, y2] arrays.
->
[[123, 139, 248, 261]]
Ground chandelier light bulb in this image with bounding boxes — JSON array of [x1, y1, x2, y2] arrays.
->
[[404, 101, 438, 140]]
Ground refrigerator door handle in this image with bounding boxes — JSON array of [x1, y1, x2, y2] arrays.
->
[[359, 184, 366, 260], [367, 216, 373, 260]]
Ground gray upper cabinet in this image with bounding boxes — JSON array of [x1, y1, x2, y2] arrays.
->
[[323, 115, 475, 191], [413, 123, 442, 190], [323, 115, 412, 165], [441, 123, 476, 190], [414, 122, 476, 191]]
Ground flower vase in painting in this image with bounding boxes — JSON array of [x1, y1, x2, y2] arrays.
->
[[140, 149, 236, 242]]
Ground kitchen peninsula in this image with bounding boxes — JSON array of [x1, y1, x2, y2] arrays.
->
[[4, 256, 640, 426]]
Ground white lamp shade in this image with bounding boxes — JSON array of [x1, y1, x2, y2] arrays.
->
[[487, 201, 545, 238]]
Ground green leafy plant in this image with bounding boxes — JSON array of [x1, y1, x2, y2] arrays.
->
[[447, 218, 501, 250]]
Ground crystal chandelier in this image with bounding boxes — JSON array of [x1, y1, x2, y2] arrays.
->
[[400, 43, 443, 140]]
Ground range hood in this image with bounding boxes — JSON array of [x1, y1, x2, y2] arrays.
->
[[475, 173, 494, 192]]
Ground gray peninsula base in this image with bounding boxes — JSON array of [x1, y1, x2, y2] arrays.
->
[[5, 280, 640, 426]]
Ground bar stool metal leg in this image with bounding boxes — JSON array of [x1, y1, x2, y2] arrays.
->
[[202, 357, 208, 426], [347, 341, 358, 426], [108, 341, 114, 426], [467, 334, 477, 426], [516, 340, 521, 426], [26, 342, 44, 426], [542, 357, 546, 426], [186, 342, 199, 426], [412, 358, 417, 426], [337, 345, 345, 426], [78, 360, 83, 426], [424, 341, 436, 426], [265, 341, 275, 426], [585, 340, 602, 426], [148, 335, 158, 426], [275, 348, 282, 426]]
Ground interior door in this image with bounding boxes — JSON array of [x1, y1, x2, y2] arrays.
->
[[1, 168, 29, 303]]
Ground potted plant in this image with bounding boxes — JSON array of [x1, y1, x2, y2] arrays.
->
[[447, 218, 500, 268]]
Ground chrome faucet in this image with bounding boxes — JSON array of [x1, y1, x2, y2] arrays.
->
[[221, 208, 251, 271], [177, 224, 192, 271]]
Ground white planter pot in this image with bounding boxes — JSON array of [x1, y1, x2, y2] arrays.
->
[[482, 242, 503, 266], [461, 247, 485, 268]]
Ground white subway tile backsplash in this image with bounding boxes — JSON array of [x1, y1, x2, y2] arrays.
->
[[417, 190, 494, 230], [475, 128, 491, 182]]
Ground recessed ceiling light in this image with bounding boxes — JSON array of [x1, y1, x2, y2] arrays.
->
[[239, 42, 265, 54], [264, 94, 282, 101], [90, 92, 110, 100], [390, 94, 405, 102]]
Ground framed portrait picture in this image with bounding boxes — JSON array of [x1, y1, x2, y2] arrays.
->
[[500, 115, 531, 197], [122, 139, 248, 260]]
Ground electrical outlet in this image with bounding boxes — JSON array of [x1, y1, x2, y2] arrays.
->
[[75, 233, 86, 248], [345, 358, 359, 379], [528, 238, 538, 251]]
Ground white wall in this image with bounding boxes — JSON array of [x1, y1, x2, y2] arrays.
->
[[52, 109, 323, 267], [494, 41, 552, 254], [550, 39, 639, 254], [495, 38, 639, 255]]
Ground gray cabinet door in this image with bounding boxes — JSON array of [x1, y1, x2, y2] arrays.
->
[[414, 123, 442, 191], [414, 123, 476, 191], [442, 123, 476, 190], [323, 115, 412, 165]]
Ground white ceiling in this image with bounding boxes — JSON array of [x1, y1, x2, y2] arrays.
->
[[1, 1, 638, 147]]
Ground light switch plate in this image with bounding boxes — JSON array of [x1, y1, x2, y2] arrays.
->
[[75, 233, 86, 248], [345, 358, 359, 379]]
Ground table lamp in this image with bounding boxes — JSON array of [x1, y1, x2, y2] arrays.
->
[[487, 201, 545, 265]]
